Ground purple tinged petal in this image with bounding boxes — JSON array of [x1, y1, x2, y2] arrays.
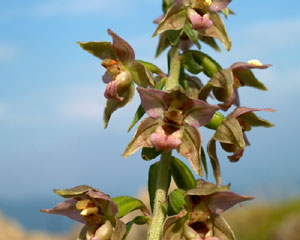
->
[[231, 107, 275, 119], [206, 191, 254, 214], [107, 29, 135, 66], [231, 62, 272, 72], [102, 71, 113, 84], [227, 148, 244, 162], [188, 9, 213, 30], [137, 87, 172, 119], [150, 132, 182, 152], [104, 80, 123, 101], [209, 0, 232, 12], [183, 99, 219, 128], [41, 198, 85, 224]]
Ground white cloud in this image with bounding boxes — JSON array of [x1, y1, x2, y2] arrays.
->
[[0, 43, 19, 62]]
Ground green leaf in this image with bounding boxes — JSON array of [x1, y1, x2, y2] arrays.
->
[[54, 185, 92, 198], [201, 147, 208, 179], [141, 147, 162, 161], [123, 216, 149, 240], [205, 111, 225, 130], [171, 157, 196, 190], [77, 41, 117, 60], [112, 196, 150, 218], [153, 4, 187, 36], [148, 162, 160, 211], [183, 22, 201, 49], [166, 29, 182, 46], [104, 84, 135, 128], [168, 189, 187, 215], [187, 179, 230, 196], [187, 50, 221, 78], [181, 52, 203, 74]]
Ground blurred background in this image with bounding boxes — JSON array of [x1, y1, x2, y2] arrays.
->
[[0, 0, 300, 239]]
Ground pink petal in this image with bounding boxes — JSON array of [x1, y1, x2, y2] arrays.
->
[[206, 191, 254, 214], [231, 62, 272, 72], [150, 132, 182, 152], [209, 0, 232, 12], [104, 80, 123, 101], [231, 107, 275, 119], [137, 87, 172, 119], [188, 9, 213, 30]]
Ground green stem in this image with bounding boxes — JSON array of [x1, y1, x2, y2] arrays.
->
[[165, 46, 180, 91], [147, 151, 172, 240]]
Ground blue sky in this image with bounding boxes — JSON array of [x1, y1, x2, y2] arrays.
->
[[0, 0, 300, 204]]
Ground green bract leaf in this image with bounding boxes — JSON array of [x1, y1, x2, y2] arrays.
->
[[148, 162, 160, 211], [112, 196, 150, 218], [181, 52, 203, 74], [155, 33, 170, 58], [198, 12, 231, 51], [168, 189, 187, 215], [212, 215, 237, 240], [77, 41, 117, 60], [183, 22, 201, 49], [186, 50, 221, 78], [104, 84, 135, 128], [166, 29, 182, 46], [123, 118, 159, 158], [171, 157, 196, 190], [53, 185, 92, 198], [187, 179, 230, 196], [153, 4, 187, 36], [136, 60, 165, 77], [141, 147, 162, 161], [123, 216, 149, 240], [177, 125, 203, 176]]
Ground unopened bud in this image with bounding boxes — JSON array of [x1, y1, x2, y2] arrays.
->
[[95, 220, 113, 240], [115, 70, 132, 92]]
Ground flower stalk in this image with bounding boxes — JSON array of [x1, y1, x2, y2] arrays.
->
[[147, 151, 172, 240], [165, 45, 181, 91]]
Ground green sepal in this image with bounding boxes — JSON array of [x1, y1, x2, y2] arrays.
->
[[212, 215, 237, 240], [168, 189, 187, 215], [181, 52, 203, 74], [238, 112, 274, 128], [141, 147, 162, 161], [171, 157, 196, 190], [127, 78, 165, 132], [123, 216, 149, 240], [235, 69, 267, 90], [166, 29, 182, 46], [205, 111, 225, 130], [183, 22, 201, 49], [77, 41, 117, 60], [54, 185, 92, 198], [221, 7, 236, 19], [186, 179, 231, 196], [186, 50, 222, 78], [129, 62, 155, 87], [201, 146, 208, 179], [112, 196, 150, 218], [153, 4, 187, 37]]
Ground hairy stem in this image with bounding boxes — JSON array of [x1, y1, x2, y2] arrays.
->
[[147, 151, 172, 240]]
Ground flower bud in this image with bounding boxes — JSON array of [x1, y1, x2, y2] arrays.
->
[[115, 70, 132, 93]]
